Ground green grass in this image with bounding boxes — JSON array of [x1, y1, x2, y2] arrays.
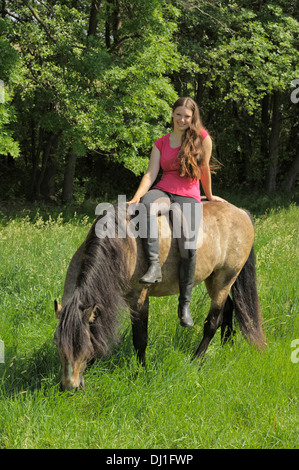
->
[[0, 199, 298, 449]]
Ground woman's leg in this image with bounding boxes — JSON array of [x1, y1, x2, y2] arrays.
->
[[139, 189, 171, 284], [170, 196, 202, 327]]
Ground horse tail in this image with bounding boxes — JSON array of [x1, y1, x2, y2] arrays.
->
[[231, 247, 266, 350]]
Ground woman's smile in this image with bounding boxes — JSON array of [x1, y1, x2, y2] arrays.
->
[[172, 106, 193, 133]]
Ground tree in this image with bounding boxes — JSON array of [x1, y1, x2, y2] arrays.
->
[[2, 0, 182, 199], [0, 18, 20, 159], [171, 0, 299, 192], [0, 0, 298, 200]]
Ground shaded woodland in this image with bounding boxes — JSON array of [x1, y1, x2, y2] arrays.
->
[[0, 0, 298, 202]]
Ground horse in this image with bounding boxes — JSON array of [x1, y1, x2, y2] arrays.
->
[[53, 200, 266, 391]]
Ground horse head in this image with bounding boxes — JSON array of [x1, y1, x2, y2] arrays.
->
[[54, 299, 96, 391]]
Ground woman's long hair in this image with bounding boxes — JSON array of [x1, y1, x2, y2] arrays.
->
[[172, 97, 205, 181]]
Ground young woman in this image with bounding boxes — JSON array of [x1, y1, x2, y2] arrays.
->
[[128, 97, 225, 327]]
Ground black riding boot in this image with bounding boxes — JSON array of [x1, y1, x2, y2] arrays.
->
[[178, 254, 196, 327], [140, 216, 162, 284]]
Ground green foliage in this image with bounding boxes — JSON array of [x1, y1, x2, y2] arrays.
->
[[0, 0, 298, 198], [0, 20, 20, 157], [205, 2, 299, 113], [171, 0, 299, 192], [1, 0, 183, 184]]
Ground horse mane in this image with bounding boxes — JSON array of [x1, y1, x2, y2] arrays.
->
[[58, 204, 131, 361]]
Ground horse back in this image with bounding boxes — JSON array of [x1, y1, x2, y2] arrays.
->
[[127, 201, 254, 297]]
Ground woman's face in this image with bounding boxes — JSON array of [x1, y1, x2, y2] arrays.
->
[[172, 106, 193, 133]]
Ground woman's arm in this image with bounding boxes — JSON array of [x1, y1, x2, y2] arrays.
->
[[200, 136, 226, 202], [128, 145, 161, 204]]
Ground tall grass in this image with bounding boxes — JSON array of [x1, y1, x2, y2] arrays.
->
[[0, 200, 298, 449]]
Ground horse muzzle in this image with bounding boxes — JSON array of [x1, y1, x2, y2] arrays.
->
[[60, 375, 85, 392]]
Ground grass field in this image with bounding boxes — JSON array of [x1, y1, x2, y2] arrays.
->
[[0, 196, 298, 449]]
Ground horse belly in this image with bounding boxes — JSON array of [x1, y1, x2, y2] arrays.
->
[[126, 204, 254, 297]]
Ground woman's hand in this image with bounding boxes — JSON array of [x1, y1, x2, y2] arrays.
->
[[207, 195, 228, 203], [127, 197, 140, 205]]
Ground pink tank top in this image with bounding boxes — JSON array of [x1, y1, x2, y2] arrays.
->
[[153, 128, 209, 202]]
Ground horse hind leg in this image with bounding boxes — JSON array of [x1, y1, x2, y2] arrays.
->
[[193, 269, 236, 361], [193, 303, 225, 361], [221, 295, 235, 345]]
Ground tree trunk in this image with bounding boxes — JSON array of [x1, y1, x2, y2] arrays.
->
[[106, 0, 122, 52], [87, 0, 101, 37], [266, 91, 280, 192], [242, 131, 252, 184], [35, 133, 59, 197], [41, 161, 56, 199], [62, 149, 77, 202], [31, 126, 44, 198], [105, 19, 111, 49], [195, 73, 204, 105], [1, 0, 6, 18], [281, 144, 299, 192], [261, 94, 269, 162], [111, 0, 121, 44]]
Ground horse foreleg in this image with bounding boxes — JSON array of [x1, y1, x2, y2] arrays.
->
[[128, 288, 149, 367]]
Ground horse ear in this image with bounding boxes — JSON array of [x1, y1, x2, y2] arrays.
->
[[83, 305, 96, 324], [54, 299, 63, 318]]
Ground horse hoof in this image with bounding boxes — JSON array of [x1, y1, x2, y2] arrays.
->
[[180, 319, 194, 327]]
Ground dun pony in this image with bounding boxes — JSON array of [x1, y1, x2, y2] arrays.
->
[[54, 201, 266, 390]]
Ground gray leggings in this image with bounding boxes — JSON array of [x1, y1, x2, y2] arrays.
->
[[141, 189, 202, 259]]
